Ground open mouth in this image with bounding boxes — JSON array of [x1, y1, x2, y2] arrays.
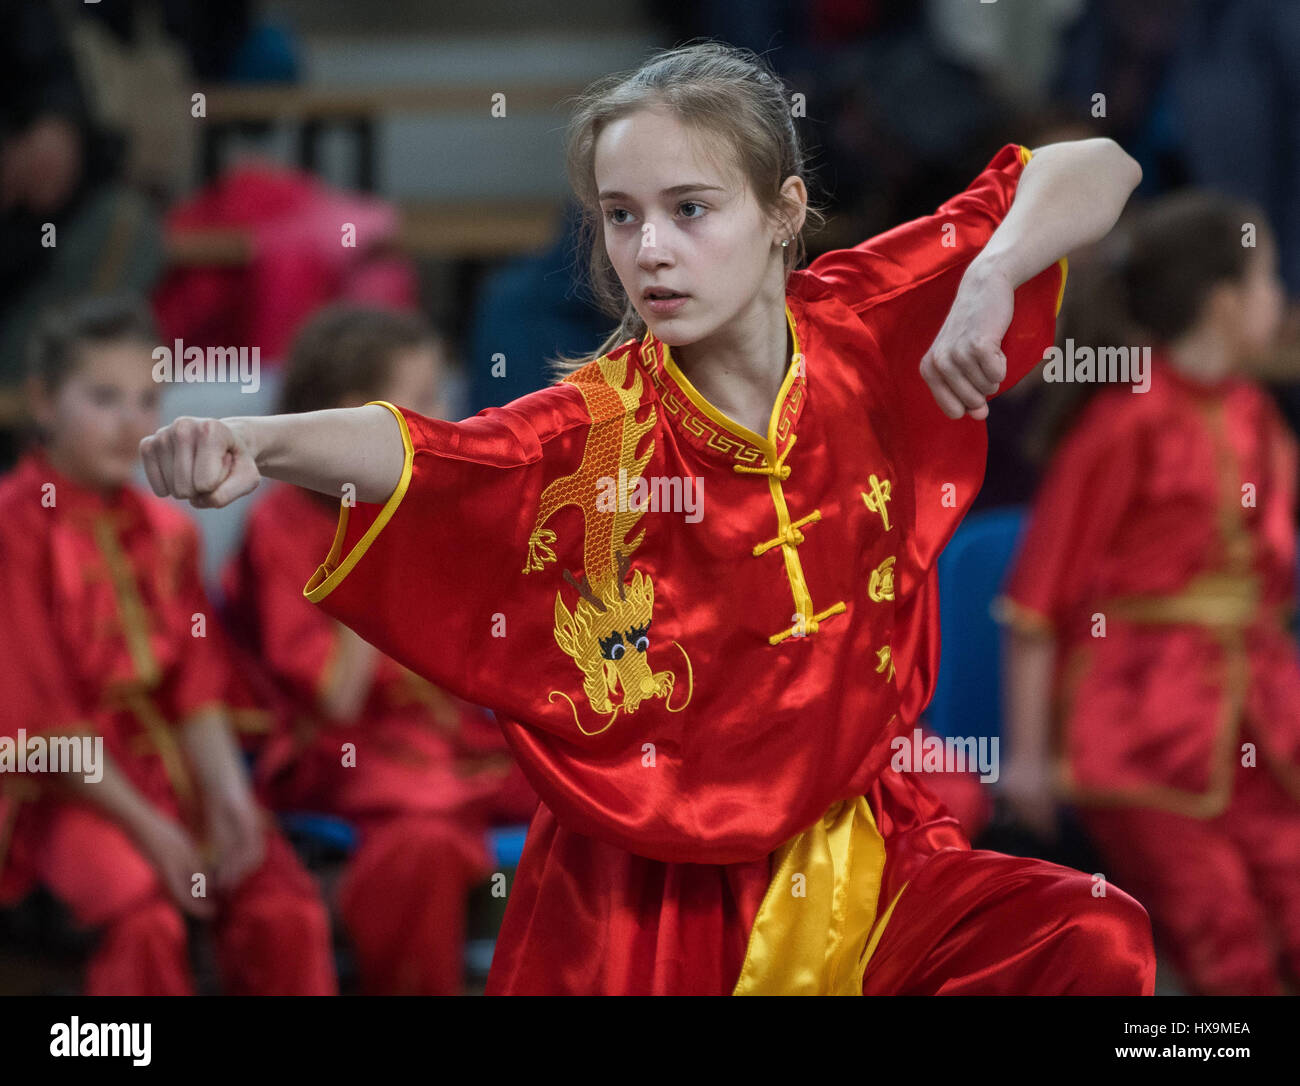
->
[[643, 288, 688, 301]]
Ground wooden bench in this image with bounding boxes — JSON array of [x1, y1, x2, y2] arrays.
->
[[199, 82, 587, 191], [163, 198, 564, 265]]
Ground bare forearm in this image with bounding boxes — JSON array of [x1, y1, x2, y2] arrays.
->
[[318, 625, 381, 722], [974, 138, 1141, 288], [179, 707, 255, 806], [58, 749, 158, 838], [1002, 630, 1057, 762], [142, 403, 406, 509], [228, 404, 405, 504]]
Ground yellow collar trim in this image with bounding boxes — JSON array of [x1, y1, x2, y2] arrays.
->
[[656, 303, 803, 460]]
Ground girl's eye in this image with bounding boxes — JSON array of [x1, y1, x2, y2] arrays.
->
[[605, 203, 704, 224]]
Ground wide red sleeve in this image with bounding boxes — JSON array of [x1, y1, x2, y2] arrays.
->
[[807, 142, 1067, 391], [809, 145, 1067, 586], [303, 389, 590, 726], [996, 398, 1146, 636]]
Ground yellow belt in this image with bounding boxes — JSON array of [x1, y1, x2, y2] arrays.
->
[[733, 795, 905, 995], [1100, 572, 1276, 629], [113, 689, 198, 820]]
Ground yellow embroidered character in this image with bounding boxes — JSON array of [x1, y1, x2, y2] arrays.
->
[[868, 556, 896, 602], [875, 645, 895, 682], [861, 474, 893, 532]]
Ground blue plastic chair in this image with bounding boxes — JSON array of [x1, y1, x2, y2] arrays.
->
[[928, 507, 1029, 743], [278, 811, 359, 854], [277, 813, 528, 868], [278, 813, 529, 979], [488, 825, 528, 868]]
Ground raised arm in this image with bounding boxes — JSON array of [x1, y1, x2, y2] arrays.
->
[[922, 138, 1141, 419], [139, 404, 406, 508], [976, 138, 1141, 289]]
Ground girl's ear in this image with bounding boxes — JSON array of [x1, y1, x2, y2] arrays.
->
[[1203, 279, 1243, 337], [24, 374, 56, 429], [777, 175, 809, 239]]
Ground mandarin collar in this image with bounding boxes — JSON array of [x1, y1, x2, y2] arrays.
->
[[637, 300, 808, 470], [18, 445, 140, 528], [1151, 349, 1236, 398]]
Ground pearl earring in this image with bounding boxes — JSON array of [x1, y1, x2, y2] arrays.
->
[[781, 238, 791, 248]]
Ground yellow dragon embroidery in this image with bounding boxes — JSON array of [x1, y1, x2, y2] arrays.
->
[[522, 353, 693, 735]]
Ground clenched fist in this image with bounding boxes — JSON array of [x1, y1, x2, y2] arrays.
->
[[139, 417, 261, 509], [919, 260, 1017, 421]]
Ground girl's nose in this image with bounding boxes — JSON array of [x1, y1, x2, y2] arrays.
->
[[636, 231, 671, 267]]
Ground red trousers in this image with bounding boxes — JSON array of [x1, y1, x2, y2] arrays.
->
[[1080, 760, 1300, 996], [487, 771, 1155, 995], [336, 814, 490, 995], [10, 802, 336, 996], [261, 714, 535, 995], [859, 847, 1153, 994]]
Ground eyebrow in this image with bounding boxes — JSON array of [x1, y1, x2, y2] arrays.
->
[[597, 183, 727, 201]]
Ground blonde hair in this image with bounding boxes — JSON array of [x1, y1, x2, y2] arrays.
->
[[549, 40, 827, 379]]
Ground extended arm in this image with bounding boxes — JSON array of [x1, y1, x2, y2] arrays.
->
[[140, 404, 406, 508]]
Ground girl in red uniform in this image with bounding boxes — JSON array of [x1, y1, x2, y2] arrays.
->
[[222, 305, 535, 995], [999, 192, 1300, 995], [141, 43, 1154, 995], [0, 294, 336, 996]]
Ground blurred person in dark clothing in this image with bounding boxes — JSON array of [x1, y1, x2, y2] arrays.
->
[[0, 0, 163, 466], [1053, 0, 1192, 196], [465, 201, 609, 413], [1170, 0, 1300, 451], [1172, 0, 1300, 298]]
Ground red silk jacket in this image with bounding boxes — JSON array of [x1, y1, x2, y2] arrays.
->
[[999, 358, 1300, 815], [303, 144, 1065, 864], [0, 446, 267, 894], [223, 482, 531, 819]]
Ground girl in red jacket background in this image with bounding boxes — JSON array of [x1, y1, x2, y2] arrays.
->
[[222, 304, 535, 995], [1000, 191, 1300, 995], [0, 293, 335, 995]]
